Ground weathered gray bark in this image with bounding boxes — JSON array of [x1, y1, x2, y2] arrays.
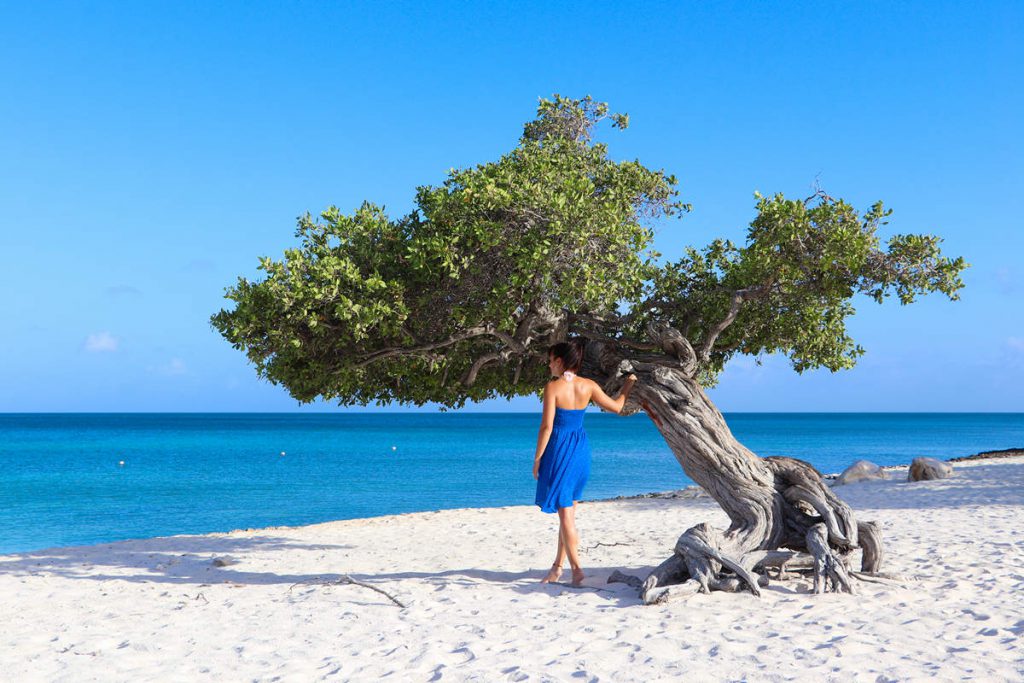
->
[[584, 340, 884, 603]]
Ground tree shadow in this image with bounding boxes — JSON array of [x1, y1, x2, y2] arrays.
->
[[0, 534, 355, 587], [0, 533, 654, 606], [366, 565, 654, 607]]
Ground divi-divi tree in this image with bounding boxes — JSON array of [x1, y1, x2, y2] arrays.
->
[[213, 96, 966, 602]]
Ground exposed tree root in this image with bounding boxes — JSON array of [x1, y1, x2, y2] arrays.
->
[[675, 523, 763, 596], [857, 521, 884, 573], [607, 570, 644, 588], [850, 571, 907, 586], [627, 465, 884, 603], [806, 523, 855, 594], [638, 554, 688, 605]]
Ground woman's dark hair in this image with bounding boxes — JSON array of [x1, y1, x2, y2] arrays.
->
[[548, 338, 586, 373]]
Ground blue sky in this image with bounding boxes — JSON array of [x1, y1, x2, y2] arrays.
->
[[1, 1, 1021, 412]]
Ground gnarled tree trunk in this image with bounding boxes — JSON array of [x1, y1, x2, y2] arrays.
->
[[584, 344, 884, 604]]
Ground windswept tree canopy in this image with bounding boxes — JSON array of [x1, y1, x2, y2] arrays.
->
[[212, 95, 966, 407]]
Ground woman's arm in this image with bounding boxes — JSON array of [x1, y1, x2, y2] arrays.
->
[[533, 382, 557, 479], [589, 375, 637, 414]]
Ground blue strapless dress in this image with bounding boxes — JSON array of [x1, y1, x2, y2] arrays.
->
[[535, 407, 592, 513]]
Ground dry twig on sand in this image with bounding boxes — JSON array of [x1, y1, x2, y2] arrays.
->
[[581, 541, 631, 552], [290, 575, 406, 608]]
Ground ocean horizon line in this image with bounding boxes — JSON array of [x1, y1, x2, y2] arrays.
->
[[4, 410, 1024, 416]]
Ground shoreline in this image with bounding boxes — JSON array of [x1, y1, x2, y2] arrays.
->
[[2, 447, 1020, 557]]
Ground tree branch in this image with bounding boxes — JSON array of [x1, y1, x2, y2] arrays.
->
[[645, 321, 698, 375], [698, 291, 745, 362], [573, 327, 660, 352], [621, 297, 678, 325], [460, 351, 505, 387], [570, 312, 620, 329], [355, 325, 517, 369], [570, 312, 661, 352], [697, 281, 775, 362]]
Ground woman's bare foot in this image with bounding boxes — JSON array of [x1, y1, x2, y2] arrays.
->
[[571, 567, 585, 586], [541, 564, 563, 583]]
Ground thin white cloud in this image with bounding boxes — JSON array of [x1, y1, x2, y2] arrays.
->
[[156, 358, 188, 376], [84, 332, 119, 353], [1007, 337, 1024, 353]]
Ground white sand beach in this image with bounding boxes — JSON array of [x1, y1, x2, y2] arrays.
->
[[2, 456, 1022, 682]]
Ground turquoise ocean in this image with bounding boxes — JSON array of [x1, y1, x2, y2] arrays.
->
[[1, 413, 1022, 554]]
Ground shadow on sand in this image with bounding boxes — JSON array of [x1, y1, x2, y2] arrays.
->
[[0, 534, 358, 587], [0, 533, 666, 606]]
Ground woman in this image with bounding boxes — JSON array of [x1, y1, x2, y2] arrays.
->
[[533, 338, 637, 585]]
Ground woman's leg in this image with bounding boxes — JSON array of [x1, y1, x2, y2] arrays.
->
[[541, 532, 565, 583], [558, 502, 585, 585], [552, 531, 566, 568]]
